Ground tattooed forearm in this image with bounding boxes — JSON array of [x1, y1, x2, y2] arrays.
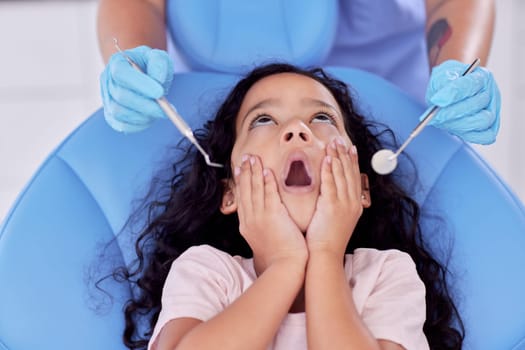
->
[[427, 18, 452, 66]]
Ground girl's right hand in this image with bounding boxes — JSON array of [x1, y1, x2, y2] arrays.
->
[[235, 154, 308, 274]]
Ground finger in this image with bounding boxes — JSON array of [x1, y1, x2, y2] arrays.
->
[[110, 55, 164, 99], [263, 167, 282, 210], [321, 155, 337, 199], [232, 165, 244, 217], [103, 74, 145, 133], [108, 77, 166, 120], [250, 155, 265, 211], [433, 109, 497, 134], [349, 145, 362, 198], [426, 60, 467, 99], [237, 155, 253, 216], [146, 49, 174, 91], [123, 45, 150, 66], [427, 60, 481, 94], [326, 138, 339, 159], [100, 69, 112, 109], [322, 140, 340, 196], [490, 78, 502, 115], [105, 102, 155, 131], [331, 157, 348, 201], [334, 139, 351, 175], [455, 116, 499, 144], [104, 111, 152, 133], [430, 70, 487, 106], [334, 139, 354, 189], [334, 139, 352, 200], [104, 78, 156, 128], [430, 88, 491, 125]]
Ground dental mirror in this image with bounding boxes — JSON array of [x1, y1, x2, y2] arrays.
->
[[371, 58, 481, 175]]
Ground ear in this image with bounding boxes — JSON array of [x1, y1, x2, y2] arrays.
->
[[220, 179, 238, 215], [360, 173, 371, 208]]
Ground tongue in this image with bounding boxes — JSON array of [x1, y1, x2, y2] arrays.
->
[[285, 161, 311, 186]]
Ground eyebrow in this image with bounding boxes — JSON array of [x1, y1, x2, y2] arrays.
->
[[301, 98, 340, 116], [240, 97, 341, 128]]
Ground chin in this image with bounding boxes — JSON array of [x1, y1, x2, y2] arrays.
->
[[286, 201, 316, 233]]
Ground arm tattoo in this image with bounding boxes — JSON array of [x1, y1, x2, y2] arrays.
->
[[427, 18, 452, 66]]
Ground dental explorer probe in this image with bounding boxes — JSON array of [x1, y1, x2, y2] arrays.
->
[[112, 38, 224, 168], [371, 58, 481, 175]]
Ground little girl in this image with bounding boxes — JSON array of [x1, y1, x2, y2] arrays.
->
[[116, 63, 464, 349]]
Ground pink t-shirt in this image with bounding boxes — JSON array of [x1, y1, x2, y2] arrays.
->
[[149, 244, 429, 350]]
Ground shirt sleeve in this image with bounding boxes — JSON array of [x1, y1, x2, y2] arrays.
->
[[360, 250, 430, 350], [148, 245, 243, 349]]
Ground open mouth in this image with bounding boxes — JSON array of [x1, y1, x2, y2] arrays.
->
[[285, 160, 312, 187]]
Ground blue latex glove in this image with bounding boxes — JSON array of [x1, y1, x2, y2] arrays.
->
[[100, 45, 174, 133], [424, 59, 501, 145]]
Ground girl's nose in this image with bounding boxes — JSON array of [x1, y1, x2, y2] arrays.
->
[[281, 120, 312, 144]]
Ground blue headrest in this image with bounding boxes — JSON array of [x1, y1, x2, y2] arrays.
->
[[166, 0, 338, 73]]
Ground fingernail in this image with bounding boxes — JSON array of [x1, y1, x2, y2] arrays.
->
[[249, 156, 255, 165], [351, 145, 357, 154], [326, 155, 332, 164], [234, 166, 241, 176], [336, 137, 346, 147], [330, 139, 337, 149], [263, 168, 269, 177], [241, 154, 249, 163]]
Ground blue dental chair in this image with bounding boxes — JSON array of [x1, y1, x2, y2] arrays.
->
[[1, 1, 525, 349]]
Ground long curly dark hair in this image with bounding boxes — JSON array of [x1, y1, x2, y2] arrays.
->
[[114, 63, 464, 349]]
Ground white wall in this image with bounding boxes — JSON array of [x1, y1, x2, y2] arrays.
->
[[0, 1, 104, 221], [473, 0, 525, 200], [0, 1, 524, 222]]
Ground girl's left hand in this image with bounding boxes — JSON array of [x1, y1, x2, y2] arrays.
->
[[306, 138, 363, 258]]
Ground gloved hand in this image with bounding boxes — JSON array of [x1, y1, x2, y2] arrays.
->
[[100, 45, 174, 133], [424, 59, 501, 145]]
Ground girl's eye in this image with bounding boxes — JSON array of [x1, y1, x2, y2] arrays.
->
[[312, 113, 336, 125], [249, 114, 276, 129]]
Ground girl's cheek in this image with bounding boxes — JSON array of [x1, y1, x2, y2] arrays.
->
[[315, 127, 345, 142]]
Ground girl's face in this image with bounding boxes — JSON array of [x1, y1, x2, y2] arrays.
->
[[227, 73, 353, 231]]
